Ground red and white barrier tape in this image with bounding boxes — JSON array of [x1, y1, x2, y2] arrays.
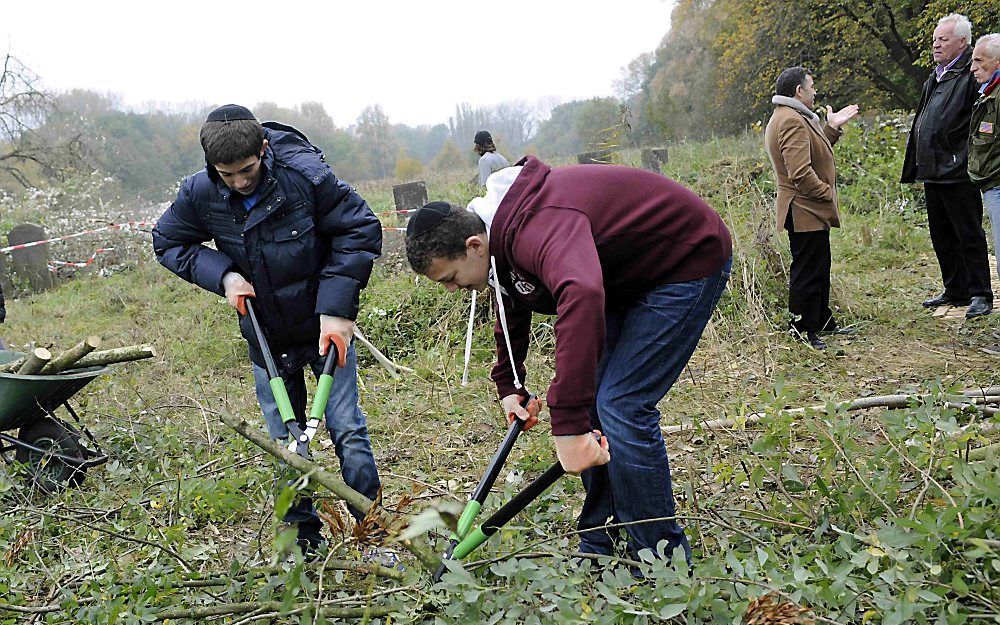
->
[[375, 208, 419, 217], [0, 221, 155, 254], [48, 247, 115, 271]]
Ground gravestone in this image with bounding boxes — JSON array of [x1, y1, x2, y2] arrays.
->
[[641, 147, 670, 173], [7, 223, 55, 292], [382, 181, 429, 267], [577, 149, 615, 165], [392, 181, 428, 217]]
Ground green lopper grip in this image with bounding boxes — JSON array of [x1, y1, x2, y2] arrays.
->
[[269, 378, 297, 424], [451, 527, 489, 560], [455, 500, 482, 540], [309, 374, 334, 422]]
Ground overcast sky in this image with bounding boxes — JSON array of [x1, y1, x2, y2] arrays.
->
[[2, 1, 673, 127]]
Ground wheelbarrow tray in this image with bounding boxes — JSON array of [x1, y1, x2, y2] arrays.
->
[[0, 350, 109, 431]]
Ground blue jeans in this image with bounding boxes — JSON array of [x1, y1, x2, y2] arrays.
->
[[253, 342, 381, 531], [578, 256, 732, 562], [985, 187, 1000, 280]]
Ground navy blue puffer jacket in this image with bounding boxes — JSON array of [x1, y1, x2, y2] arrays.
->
[[152, 123, 381, 372]]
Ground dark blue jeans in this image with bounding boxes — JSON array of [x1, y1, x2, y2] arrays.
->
[[253, 342, 381, 536], [578, 256, 731, 562]]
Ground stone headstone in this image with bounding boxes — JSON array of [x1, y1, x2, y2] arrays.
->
[[7, 223, 55, 292], [641, 147, 670, 173], [392, 181, 428, 216], [577, 149, 615, 165]]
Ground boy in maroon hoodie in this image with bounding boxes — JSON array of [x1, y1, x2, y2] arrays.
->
[[405, 156, 732, 561]]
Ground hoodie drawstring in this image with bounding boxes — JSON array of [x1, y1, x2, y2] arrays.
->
[[461, 289, 477, 386], [491, 256, 523, 390]]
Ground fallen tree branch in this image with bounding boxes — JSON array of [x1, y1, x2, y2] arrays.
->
[[354, 326, 415, 377], [664, 392, 1000, 435], [663, 394, 914, 435], [177, 559, 405, 585], [153, 600, 393, 622], [218, 410, 438, 571]]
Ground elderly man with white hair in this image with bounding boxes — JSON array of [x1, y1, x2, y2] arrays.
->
[[903, 13, 994, 320], [969, 33, 1000, 353]]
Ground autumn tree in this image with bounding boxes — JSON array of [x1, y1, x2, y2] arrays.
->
[[0, 54, 87, 190], [356, 104, 398, 179]]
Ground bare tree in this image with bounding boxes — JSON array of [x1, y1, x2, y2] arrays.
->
[[0, 53, 86, 188]]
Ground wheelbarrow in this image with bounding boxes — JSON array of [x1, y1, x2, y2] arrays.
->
[[0, 349, 110, 492]]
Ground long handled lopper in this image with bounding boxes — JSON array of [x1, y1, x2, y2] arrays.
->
[[245, 298, 346, 459], [433, 432, 604, 581], [432, 394, 541, 582]]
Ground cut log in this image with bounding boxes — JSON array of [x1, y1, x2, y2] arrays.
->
[[40, 336, 102, 374], [0, 356, 26, 373], [17, 348, 52, 375], [69, 344, 155, 370]]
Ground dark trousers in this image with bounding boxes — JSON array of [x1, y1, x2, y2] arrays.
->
[[786, 217, 835, 333], [925, 181, 993, 300]]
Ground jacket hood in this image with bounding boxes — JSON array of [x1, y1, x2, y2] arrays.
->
[[467, 166, 523, 233], [489, 156, 551, 260]]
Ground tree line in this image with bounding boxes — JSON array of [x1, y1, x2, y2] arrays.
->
[[621, 0, 997, 142], [0, 56, 629, 200], [7, 0, 992, 199]]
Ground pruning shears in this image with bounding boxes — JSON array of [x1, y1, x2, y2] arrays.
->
[[433, 431, 604, 581], [432, 393, 540, 582], [245, 298, 346, 459]]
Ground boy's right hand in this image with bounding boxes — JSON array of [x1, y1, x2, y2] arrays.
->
[[222, 272, 256, 315]]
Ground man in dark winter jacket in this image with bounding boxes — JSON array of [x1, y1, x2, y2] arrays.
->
[[404, 157, 732, 562], [153, 105, 382, 553], [903, 13, 994, 319]]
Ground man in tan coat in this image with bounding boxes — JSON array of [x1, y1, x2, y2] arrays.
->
[[765, 66, 858, 349]]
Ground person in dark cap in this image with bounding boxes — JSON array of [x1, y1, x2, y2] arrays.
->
[[152, 104, 383, 557], [405, 158, 732, 564], [473, 130, 509, 185]]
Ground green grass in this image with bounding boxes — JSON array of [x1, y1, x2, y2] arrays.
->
[[0, 121, 998, 623]]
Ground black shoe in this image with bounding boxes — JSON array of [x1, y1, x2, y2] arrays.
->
[[819, 323, 859, 336], [806, 331, 827, 350], [965, 297, 994, 319], [922, 292, 971, 308]]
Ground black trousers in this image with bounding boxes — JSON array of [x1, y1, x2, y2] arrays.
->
[[925, 181, 993, 300], [786, 213, 835, 332]]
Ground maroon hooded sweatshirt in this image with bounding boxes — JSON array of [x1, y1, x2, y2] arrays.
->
[[489, 156, 732, 436]]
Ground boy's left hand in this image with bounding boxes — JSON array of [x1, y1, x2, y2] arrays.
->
[[320, 315, 354, 357], [554, 430, 610, 475]]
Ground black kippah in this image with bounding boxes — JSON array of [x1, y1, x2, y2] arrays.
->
[[206, 104, 257, 123], [406, 202, 452, 237]]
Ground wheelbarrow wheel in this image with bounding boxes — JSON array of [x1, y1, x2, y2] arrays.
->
[[15, 418, 85, 492]]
